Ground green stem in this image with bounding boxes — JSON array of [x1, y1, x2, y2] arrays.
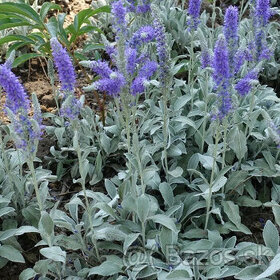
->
[[141, 222, 146, 246], [27, 159, 43, 212], [245, 89, 256, 139], [210, 0, 217, 49], [75, 129, 100, 262], [189, 31, 195, 110], [222, 117, 228, 169], [200, 72, 209, 154], [162, 86, 169, 178], [204, 125, 220, 230]]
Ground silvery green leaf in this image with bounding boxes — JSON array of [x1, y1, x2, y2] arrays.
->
[[0, 245, 24, 263], [211, 176, 227, 193], [228, 127, 247, 161], [159, 182, 174, 207], [173, 95, 192, 111], [235, 265, 264, 280], [168, 167, 183, 178], [0, 207, 14, 217], [90, 151, 103, 185], [222, 201, 251, 234], [263, 220, 279, 254], [105, 179, 117, 199], [94, 227, 126, 241], [88, 256, 123, 276], [0, 226, 39, 241], [19, 268, 37, 280], [40, 246, 66, 263], [94, 202, 118, 219], [166, 263, 193, 279], [79, 60, 92, 68], [136, 194, 151, 223], [149, 214, 178, 233], [123, 233, 140, 255], [255, 253, 280, 279], [237, 196, 262, 207], [39, 211, 54, 246]]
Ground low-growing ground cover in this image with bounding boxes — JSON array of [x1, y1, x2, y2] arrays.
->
[[0, 0, 280, 279]]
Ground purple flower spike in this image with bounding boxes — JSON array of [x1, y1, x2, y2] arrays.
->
[[212, 36, 232, 119], [136, 0, 151, 14], [235, 69, 259, 96], [212, 36, 230, 88], [0, 64, 29, 114], [50, 38, 76, 92], [112, 0, 127, 31], [94, 71, 126, 96], [130, 61, 158, 95], [188, 0, 202, 30], [131, 77, 146, 95], [130, 25, 155, 48], [153, 15, 169, 84], [91, 60, 112, 79], [201, 49, 212, 69], [256, 0, 271, 27], [224, 6, 239, 71], [126, 47, 138, 75], [138, 61, 158, 79]]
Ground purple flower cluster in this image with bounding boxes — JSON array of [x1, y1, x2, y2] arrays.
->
[[50, 38, 76, 92], [187, 0, 202, 30], [0, 63, 29, 114], [127, 0, 151, 14], [256, 0, 271, 27], [235, 69, 259, 96], [0, 64, 43, 152], [50, 37, 81, 120], [131, 61, 158, 95], [153, 16, 169, 84], [130, 26, 155, 48], [127, 47, 138, 75], [112, 0, 127, 32], [251, 0, 271, 61], [224, 6, 239, 73], [60, 95, 82, 120], [201, 49, 212, 69], [212, 36, 232, 119], [93, 71, 126, 97]]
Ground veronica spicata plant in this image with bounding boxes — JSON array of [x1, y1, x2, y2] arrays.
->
[[0, 56, 44, 212]]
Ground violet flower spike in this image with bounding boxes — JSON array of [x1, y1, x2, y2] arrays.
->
[[50, 37, 76, 92], [188, 0, 202, 30], [235, 69, 259, 96], [212, 36, 232, 119], [112, 0, 127, 32], [256, 0, 271, 27], [223, 6, 239, 73], [93, 71, 126, 96], [130, 61, 158, 95], [130, 25, 155, 48], [201, 49, 212, 69], [153, 15, 169, 85], [0, 63, 29, 114], [91, 60, 113, 79]]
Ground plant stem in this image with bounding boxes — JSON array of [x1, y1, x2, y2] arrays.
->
[[222, 117, 228, 169], [162, 86, 169, 178], [74, 129, 100, 262], [204, 125, 220, 230], [189, 31, 195, 110], [27, 159, 43, 212], [141, 222, 146, 246], [200, 72, 209, 154], [245, 88, 256, 139]]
